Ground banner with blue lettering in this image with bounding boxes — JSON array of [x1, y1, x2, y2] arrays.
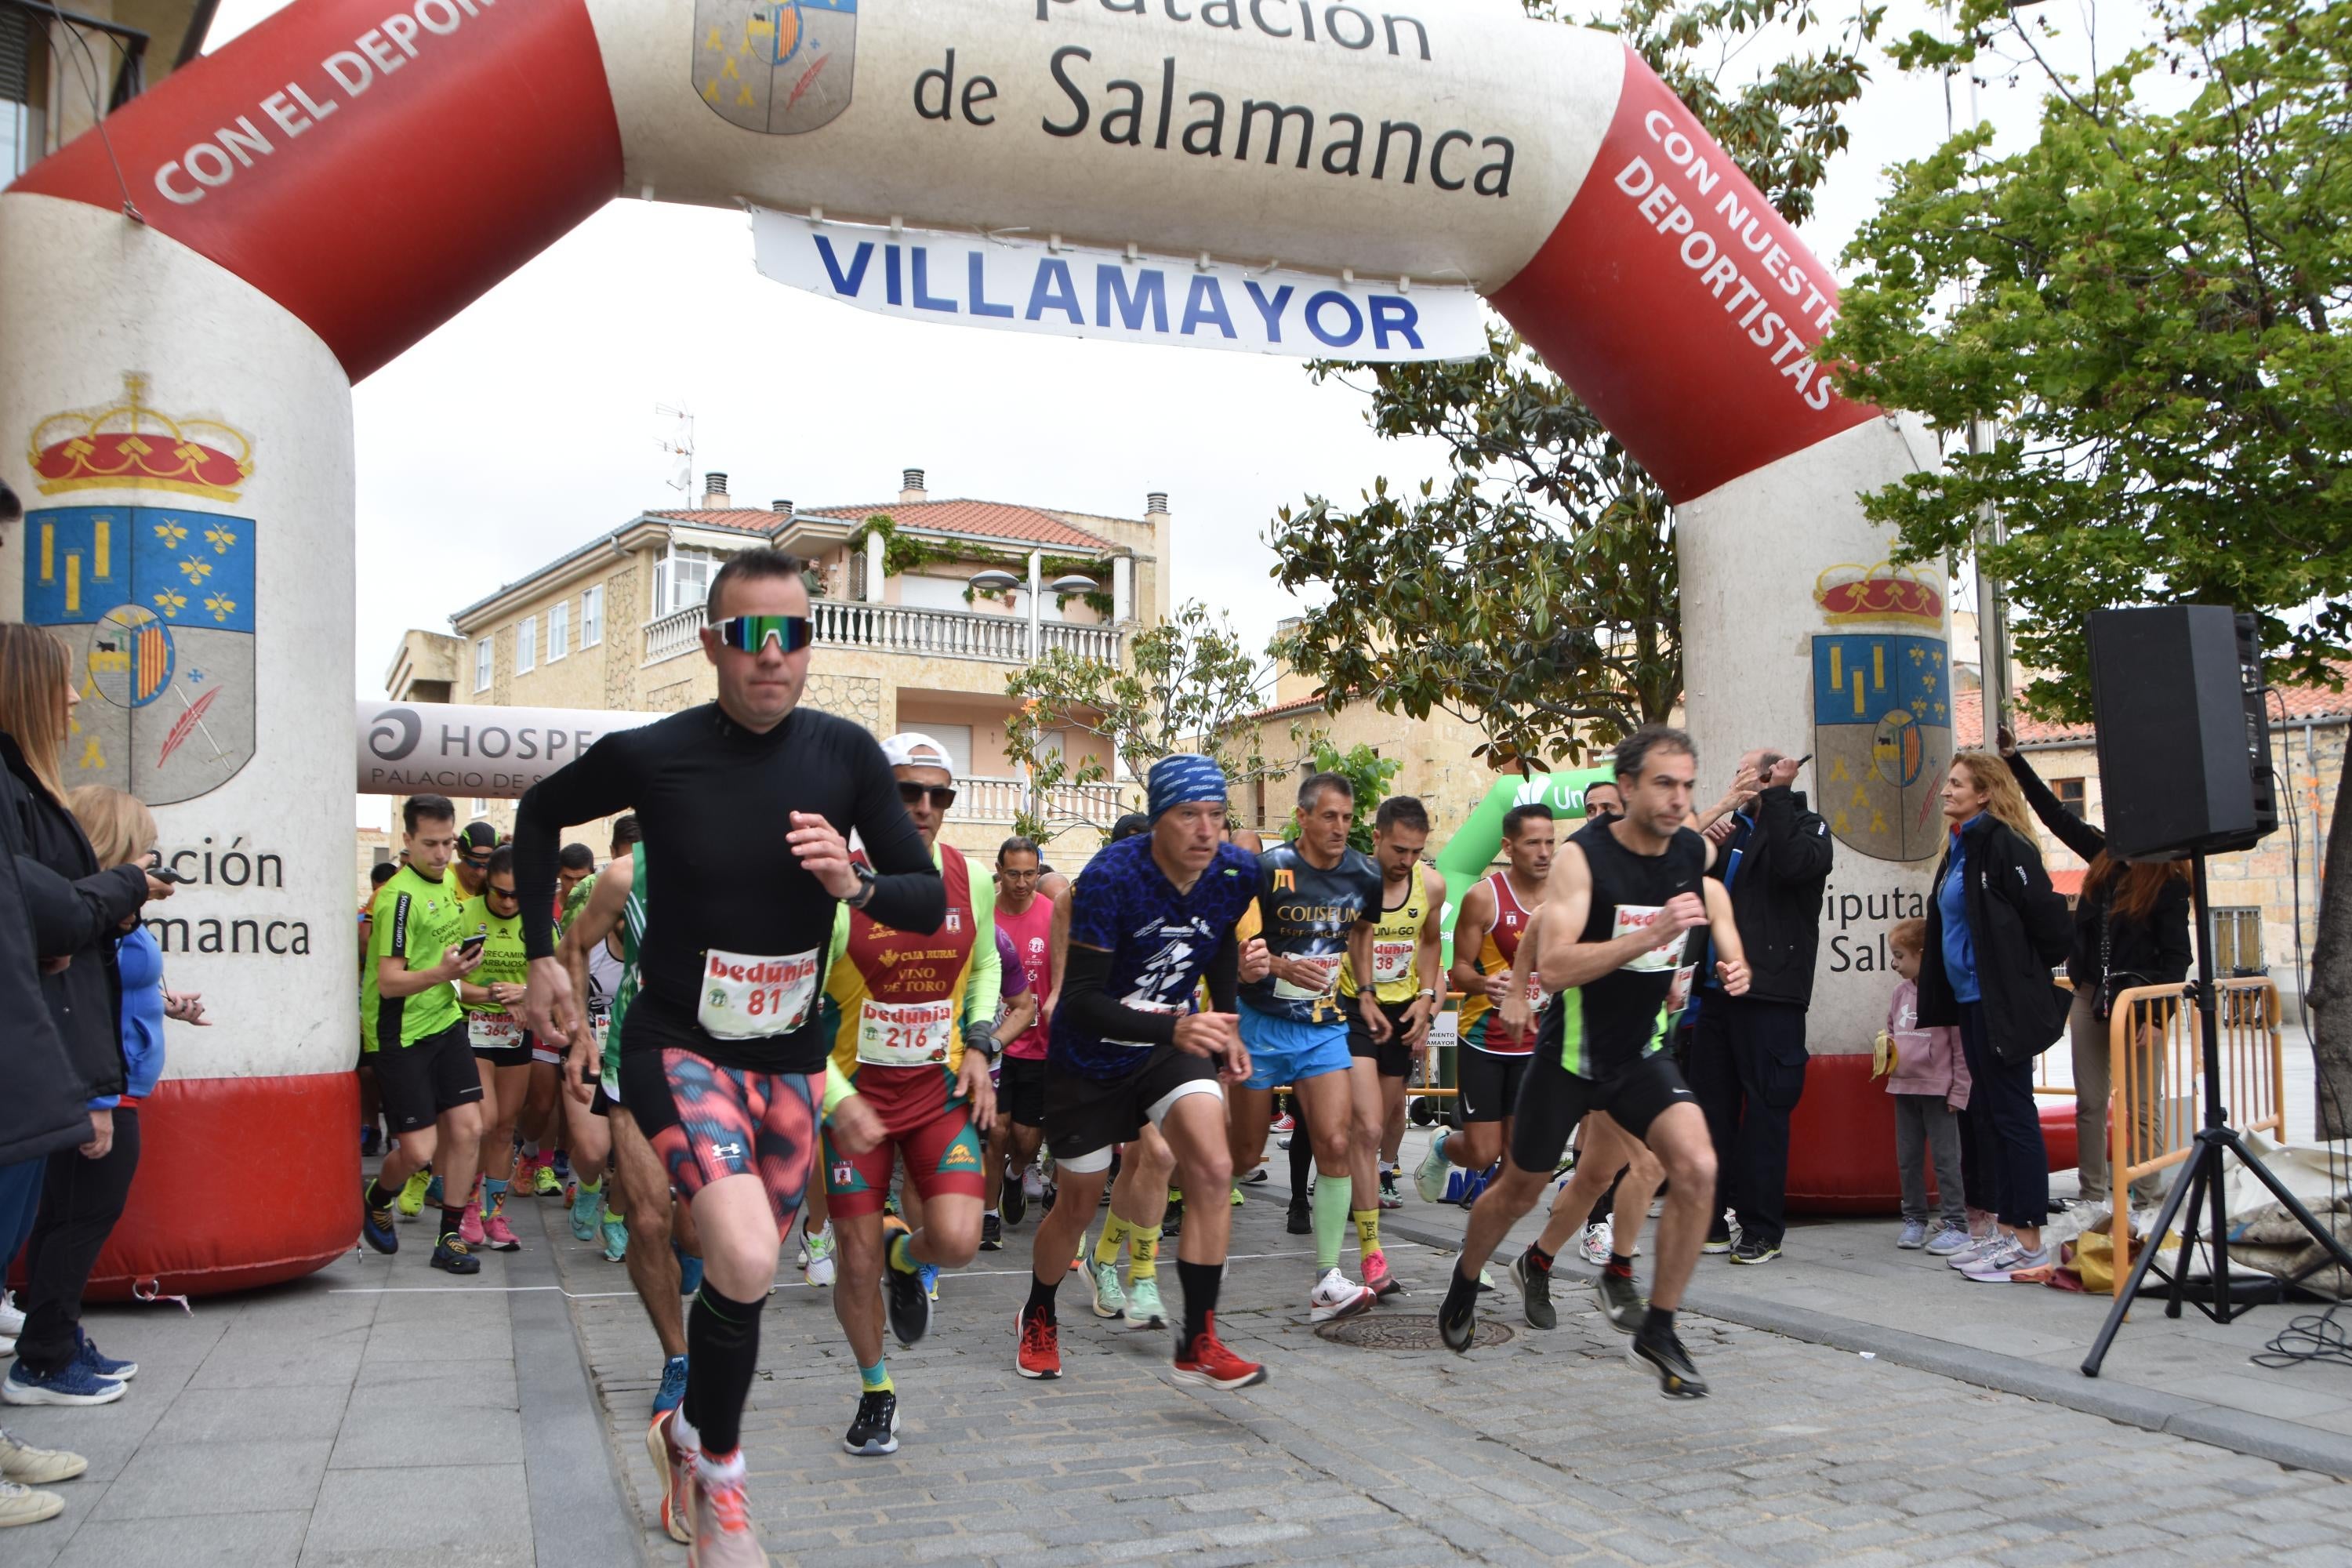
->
[[751, 208, 1486, 361]]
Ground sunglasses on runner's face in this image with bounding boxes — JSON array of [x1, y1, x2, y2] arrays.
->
[[713, 615, 813, 655], [487, 882, 519, 902], [898, 782, 957, 811]]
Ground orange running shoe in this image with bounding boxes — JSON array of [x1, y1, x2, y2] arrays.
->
[[1014, 1306, 1062, 1380], [1172, 1312, 1267, 1391]]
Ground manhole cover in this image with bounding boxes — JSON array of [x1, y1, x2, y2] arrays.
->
[[1315, 1312, 1515, 1350]]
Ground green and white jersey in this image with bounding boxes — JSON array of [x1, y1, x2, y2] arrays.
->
[[600, 843, 648, 1086], [362, 863, 467, 1051]]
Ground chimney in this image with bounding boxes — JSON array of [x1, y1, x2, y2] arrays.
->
[[771, 499, 795, 517], [900, 468, 927, 506], [1145, 492, 1170, 518], [702, 472, 730, 509]]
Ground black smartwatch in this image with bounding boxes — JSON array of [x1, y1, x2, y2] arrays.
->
[[846, 861, 879, 909]]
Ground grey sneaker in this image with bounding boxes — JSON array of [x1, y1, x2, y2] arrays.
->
[[1592, 1269, 1645, 1334], [1963, 1242, 2053, 1283], [1946, 1231, 2005, 1270], [1924, 1222, 1973, 1257], [1896, 1218, 1929, 1250], [1510, 1250, 1555, 1330]]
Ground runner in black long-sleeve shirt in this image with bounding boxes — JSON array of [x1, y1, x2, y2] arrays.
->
[[516, 550, 939, 1568]]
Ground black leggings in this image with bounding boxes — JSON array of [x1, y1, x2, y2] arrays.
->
[[16, 1108, 141, 1374]]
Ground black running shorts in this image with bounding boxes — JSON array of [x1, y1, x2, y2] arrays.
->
[[1507, 1048, 1694, 1175], [1454, 1048, 1530, 1126], [998, 1054, 1047, 1129], [1345, 996, 1419, 1078], [376, 1020, 484, 1133], [1045, 1047, 1220, 1169]]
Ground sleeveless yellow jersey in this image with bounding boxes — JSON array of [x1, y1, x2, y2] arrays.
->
[[1340, 866, 1432, 1004]]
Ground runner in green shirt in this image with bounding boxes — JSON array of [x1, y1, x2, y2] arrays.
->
[[456, 844, 531, 1253]]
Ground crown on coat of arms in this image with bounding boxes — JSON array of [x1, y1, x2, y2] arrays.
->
[[27, 375, 253, 503], [1813, 561, 1942, 626]]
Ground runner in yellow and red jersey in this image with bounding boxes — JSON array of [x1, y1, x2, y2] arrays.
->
[[1417, 803, 1555, 1200], [818, 732, 999, 1457]]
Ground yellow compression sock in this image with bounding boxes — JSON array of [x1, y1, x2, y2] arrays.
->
[[1094, 1212, 1131, 1267], [1355, 1209, 1382, 1258], [1128, 1225, 1161, 1281]]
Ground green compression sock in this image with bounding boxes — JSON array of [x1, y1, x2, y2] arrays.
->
[[1312, 1174, 1354, 1274]]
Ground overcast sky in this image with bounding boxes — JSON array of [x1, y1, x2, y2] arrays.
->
[[194, 0, 2144, 829]]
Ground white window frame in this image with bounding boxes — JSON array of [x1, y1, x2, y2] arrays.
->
[[474, 637, 492, 693], [516, 615, 537, 675], [547, 597, 569, 662], [581, 585, 604, 648], [652, 545, 717, 618]]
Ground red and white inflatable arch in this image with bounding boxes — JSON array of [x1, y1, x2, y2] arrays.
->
[[0, 0, 1962, 1294]]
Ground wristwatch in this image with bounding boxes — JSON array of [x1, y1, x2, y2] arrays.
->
[[1416, 987, 1439, 1003], [965, 1024, 1000, 1062], [845, 861, 878, 909]]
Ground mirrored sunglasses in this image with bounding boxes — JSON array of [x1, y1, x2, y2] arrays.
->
[[715, 614, 813, 655]]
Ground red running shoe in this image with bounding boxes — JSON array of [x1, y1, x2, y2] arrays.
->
[[646, 1410, 695, 1545], [1014, 1307, 1062, 1380], [1173, 1312, 1267, 1391]]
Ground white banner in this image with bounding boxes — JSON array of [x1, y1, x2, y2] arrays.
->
[[357, 702, 660, 797], [751, 208, 1485, 361]]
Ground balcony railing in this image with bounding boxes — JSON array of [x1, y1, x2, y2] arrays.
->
[[644, 601, 1124, 668], [952, 776, 1133, 828]]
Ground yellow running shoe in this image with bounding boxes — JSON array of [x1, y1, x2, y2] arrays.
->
[[396, 1168, 430, 1219]]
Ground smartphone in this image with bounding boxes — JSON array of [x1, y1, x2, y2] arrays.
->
[[1793, 753, 1813, 770], [149, 866, 196, 885], [458, 933, 488, 958]]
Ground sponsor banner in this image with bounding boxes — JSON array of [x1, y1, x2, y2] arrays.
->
[[357, 701, 660, 797], [752, 208, 1485, 361]]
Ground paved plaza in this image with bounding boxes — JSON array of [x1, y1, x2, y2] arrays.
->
[[9, 1120, 2349, 1568]]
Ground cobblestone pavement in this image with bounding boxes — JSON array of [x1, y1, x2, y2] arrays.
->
[[539, 1192, 2350, 1567]]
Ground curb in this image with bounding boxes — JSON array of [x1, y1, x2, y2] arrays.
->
[[1376, 1210, 2352, 1481]]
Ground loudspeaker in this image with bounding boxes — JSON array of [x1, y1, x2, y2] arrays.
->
[[2085, 606, 2275, 859]]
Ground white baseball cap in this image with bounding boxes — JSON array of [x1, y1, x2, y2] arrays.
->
[[881, 731, 956, 780]]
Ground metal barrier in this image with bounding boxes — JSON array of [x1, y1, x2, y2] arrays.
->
[[2103, 978, 2286, 1297]]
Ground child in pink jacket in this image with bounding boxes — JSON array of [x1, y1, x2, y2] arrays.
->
[[1885, 918, 1971, 1251]]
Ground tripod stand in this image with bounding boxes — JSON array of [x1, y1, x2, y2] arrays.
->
[[2082, 853, 2352, 1377]]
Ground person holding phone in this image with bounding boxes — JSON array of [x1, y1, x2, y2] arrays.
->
[[358, 794, 488, 1276]]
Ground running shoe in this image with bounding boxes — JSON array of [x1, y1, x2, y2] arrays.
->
[[1509, 1251, 1555, 1330], [1000, 1176, 1025, 1229], [1962, 1240, 2053, 1284], [0, 1426, 86, 1484], [1896, 1218, 1929, 1250], [692, 1461, 766, 1568], [1701, 1215, 1736, 1255], [1592, 1271, 1645, 1334], [601, 1214, 629, 1264], [1285, 1202, 1311, 1236], [677, 1250, 705, 1298], [514, 1152, 539, 1192], [920, 1262, 940, 1303], [1363, 1249, 1402, 1301], [1729, 1237, 1780, 1266], [362, 1181, 399, 1255], [550, 1149, 573, 1185], [1239, 1166, 1269, 1185], [646, 1410, 695, 1546], [1631, 1323, 1708, 1398], [1090, 1262, 1127, 1319], [1437, 1283, 1478, 1354], [1014, 1308, 1062, 1380], [884, 1243, 934, 1346], [426, 1174, 445, 1207], [1924, 1221, 1973, 1257], [459, 1201, 486, 1248], [432, 1233, 481, 1276], [980, 1213, 1003, 1252], [1271, 1112, 1295, 1134], [568, 1181, 604, 1242], [0, 1479, 64, 1528], [397, 1168, 430, 1219], [1124, 1276, 1166, 1329], [1414, 1131, 1451, 1203], [360, 1125, 380, 1157], [532, 1163, 563, 1199], [1171, 1312, 1265, 1391], [1378, 1169, 1403, 1210], [1162, 1196, 1184, 1239], [1229, 1184, 1246, 1207], [801, 1224, 836, 1287], [1023, 1163, 1045, 1199], [843, 1388, 900, 1456], [479, 1206, 521, 1252], [1, 1359, 122, 1407], [1580, 1219, 1613, 1267], [1308, 1268, 1377, 1324], [0, 1294, 20, 1338], [1946, 1229, 2005, 1270], [71, 1330, 134, 1382], [652, 1354, 689, 1419]]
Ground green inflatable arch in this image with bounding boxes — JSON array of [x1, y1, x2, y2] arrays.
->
[[1432, 768, 1616, 968]]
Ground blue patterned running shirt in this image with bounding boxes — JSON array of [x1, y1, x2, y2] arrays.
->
[[1049, 833, 1260, 1080]]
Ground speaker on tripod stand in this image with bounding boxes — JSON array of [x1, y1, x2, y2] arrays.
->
[[2081, 606, 2352, 1375]]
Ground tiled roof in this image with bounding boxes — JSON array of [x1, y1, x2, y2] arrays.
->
[[1955, 662, 2352, 749], [796, 499, 1112, 553], [641, 510, 790, 534]]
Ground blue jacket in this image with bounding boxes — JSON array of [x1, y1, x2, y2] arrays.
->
[[93, 924, 167, 1109]]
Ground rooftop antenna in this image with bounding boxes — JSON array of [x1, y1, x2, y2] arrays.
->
[[655, 401, 695, 495]]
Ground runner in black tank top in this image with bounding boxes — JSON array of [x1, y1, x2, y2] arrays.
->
[[1432, 728, 1750, 1403]]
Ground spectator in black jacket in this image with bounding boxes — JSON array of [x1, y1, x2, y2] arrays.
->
[[0, 624, 166, 1407], [1688, 749, 1834, 1265], [1917, 752, 2074, 1285], [1998, 728, 2192, 1213]]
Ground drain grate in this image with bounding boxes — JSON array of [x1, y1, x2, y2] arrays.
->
[[1315, 1312, 1515, 1350]]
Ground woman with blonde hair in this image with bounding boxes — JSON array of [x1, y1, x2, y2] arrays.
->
[[0, 625, 168, 1410], [1915, 750, 2074, 1287]]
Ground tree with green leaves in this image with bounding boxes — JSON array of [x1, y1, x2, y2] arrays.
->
[[1824, 0, 2351, 1131], [1266, 0, 1883, 770], [1001, 600, 1298, 846]]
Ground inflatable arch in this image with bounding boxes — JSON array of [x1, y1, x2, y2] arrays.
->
[[2, 0, 1969, 1292]]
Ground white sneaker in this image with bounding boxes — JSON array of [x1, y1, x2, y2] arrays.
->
[[802, 1223, 837, 1288], [1308, 1268, 1377, 1323], [1414, 1131, 1452, 1203], [1580, 1220, 1613, 1267], [0, 1293, 21, 1338], [1022, 1165, 1045, 1200], [0, 1426, 88, 1485], [1, 1478, 64, 1529]]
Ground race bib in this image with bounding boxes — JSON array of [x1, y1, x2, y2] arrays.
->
[[1370, 940, 1416, 984], [858, 996, 956, 1067], [699, 948, 820, 1040], [468, 1013, 522, 1052], [589, 1000, 612, 1054], [1274, 953, 1344, 1002], [1611, 906, 1690, 973], [1665, 964, 1698, 1019]]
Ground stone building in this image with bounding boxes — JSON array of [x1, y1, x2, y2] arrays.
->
[[383, 468, 1168, 866]]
